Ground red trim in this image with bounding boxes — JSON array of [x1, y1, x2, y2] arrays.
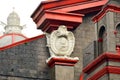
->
[[88, 66, 108, 80], [88, 66, 120, 80], [0, 34, 45, 51], [79, 73, 83, 80], [41, 0, 87, 10], [12, 34, 14, 43], [72, 6, 102, 14], [35, 11, 83, 33], [83, 53, 120, 73], [98, 38, 103, 42], [114, 30, 117, 35], [0, 33, 27, 39], [0, 33, 28, 48], [52, 0, 108, 13], [93, 4, 120, 23], [54, 62, 76, 67], [32, 0, 107, 20], [116, 46, 120, 54], [31, 0, 107, 33], [31, 0, 88, 19], [108, 66, 120, 74], [47, 57, 78, 68], [35, 10, 84, 25]]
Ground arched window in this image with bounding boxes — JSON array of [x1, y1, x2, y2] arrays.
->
[[98, 26, 106, 55], [116, 24, 120, 46]]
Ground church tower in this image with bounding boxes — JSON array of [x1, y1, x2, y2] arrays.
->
[[0, 10, 27, 47], [83, 0, 120, 80]]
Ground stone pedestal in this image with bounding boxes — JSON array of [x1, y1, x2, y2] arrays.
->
[[47, 57, 78, 80]]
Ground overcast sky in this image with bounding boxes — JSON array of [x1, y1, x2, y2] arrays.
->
[[0, 0, 46, 37]]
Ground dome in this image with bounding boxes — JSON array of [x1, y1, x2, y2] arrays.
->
[[0, 33, 27, 47], [7, 11, 20, 26], [5, 10, 23, 34]]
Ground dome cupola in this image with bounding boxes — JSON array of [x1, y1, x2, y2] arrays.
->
[[0, 9, 27, 47], [4, 10, 23, 34], [7, 11, 20, 26]]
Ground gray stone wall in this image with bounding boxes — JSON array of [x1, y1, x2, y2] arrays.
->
[[114, 12, 120, 27], [97, 14, 107, 31], [73, 13, 96, 80], [83, 41, 97, 67], [106, 12, 116, 52], [97, 12, 107, 54], [108, 0, 120, 6], [50, 65, 74, 80], [110, 74, 120, 80], [98, 74, 109, 80], [114, 12, 120, 46], [0, 36, 50, 80]]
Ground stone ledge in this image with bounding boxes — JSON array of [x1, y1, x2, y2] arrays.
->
[[47, 57, 79, 68]]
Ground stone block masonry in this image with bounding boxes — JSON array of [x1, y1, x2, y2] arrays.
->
[[0, 36, 50, 80]]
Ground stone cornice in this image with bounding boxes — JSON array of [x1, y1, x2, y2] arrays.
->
[[88, 66, 120, 80], [35, 11, 84, 33], [83, 53, 120, 73], [31, 0, 108, 33], [92, 4, 120, 23], [83, 53, 120, 79]]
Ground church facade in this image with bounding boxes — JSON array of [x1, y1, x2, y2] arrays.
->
[[0, 0, 120, 80]]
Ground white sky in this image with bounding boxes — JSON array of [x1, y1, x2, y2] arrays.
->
[[0, 0, 46, 38]]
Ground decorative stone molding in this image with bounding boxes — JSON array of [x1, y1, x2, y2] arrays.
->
[[47, 57, 79, 68], [46, 25, 76, 60]]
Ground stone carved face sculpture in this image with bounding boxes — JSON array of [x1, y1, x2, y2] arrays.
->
[[46, 25, 75, 57]]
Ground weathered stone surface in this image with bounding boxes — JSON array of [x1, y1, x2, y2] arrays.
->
[[0, 37, 50, 80], [83, 41, 97, 67], [110, 74, 120, 80], [50, 65, 74, 80], [98, 74, 109, 80], [73, 13, 96, 80]]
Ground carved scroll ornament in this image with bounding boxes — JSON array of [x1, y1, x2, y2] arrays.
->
[[46, 25, 75, 57]]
